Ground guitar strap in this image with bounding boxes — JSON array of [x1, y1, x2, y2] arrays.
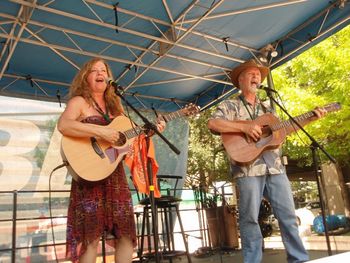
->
[[239, 95, 262, 120], [260, 100, 270, 114], [92, 99, 111, 123]]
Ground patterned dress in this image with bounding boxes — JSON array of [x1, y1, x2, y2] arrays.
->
[[66, 116, 137, 262]]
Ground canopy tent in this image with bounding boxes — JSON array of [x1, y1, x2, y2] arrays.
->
[[0, 0, 349, 112]]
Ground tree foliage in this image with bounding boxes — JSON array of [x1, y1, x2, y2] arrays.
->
[[272, 25, 350, 167], [187, 25, 350, 187], [186, 109, 230, 188]]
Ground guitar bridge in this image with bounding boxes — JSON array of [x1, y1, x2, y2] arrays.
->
[[90, 137, 105, 159]]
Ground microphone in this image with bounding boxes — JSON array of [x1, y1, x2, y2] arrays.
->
[[105, 77, 125, 93], [258, 84, 278, 93]]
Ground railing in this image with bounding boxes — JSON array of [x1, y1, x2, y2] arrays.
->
[[0, 190, 70, 262], [0, 183, 236, 262]]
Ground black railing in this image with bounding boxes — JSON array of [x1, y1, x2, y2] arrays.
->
[[0, 183, 237, 262], [0, 187, 218, 262]]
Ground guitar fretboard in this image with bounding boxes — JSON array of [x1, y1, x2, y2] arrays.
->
[[124, 126, 143, 139], [162, 111, 184, 122], [123, 110, 185, 139], [270, 103, 340, 131], [271, 111, 316, 131]]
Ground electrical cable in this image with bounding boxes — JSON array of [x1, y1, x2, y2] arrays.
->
[[48, 161, 68, 263]]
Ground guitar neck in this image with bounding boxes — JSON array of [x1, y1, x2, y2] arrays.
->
[[270, 103, 340, 131], [123, 110, 187, 140], [271, 111, 316, 131], [162, 111, 185, 122], [124, 126, 144, 140]]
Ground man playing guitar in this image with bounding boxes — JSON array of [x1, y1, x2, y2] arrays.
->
[[207, 59, 326, 263]]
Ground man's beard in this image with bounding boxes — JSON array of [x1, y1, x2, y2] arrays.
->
[[247, 85, 258, 93]]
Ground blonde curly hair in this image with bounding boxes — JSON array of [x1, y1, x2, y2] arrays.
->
[[69, 57, 124, 116]]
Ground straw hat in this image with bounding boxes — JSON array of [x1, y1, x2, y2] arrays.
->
[[230, 60, 269, 87]]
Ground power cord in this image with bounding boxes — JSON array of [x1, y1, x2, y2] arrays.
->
[[48, 161, 68, 263]]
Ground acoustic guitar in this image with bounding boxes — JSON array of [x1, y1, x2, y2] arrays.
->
[[61, 104, 199, 182], [221, 102, 341, 165]]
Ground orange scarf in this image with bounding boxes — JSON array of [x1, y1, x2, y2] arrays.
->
[[124, 134, 161, 198]]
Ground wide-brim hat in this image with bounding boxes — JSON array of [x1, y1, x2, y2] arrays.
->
[[230, 60, 269, 87]]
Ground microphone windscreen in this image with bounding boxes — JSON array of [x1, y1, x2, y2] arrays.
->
[[105, 77, 113, 84]]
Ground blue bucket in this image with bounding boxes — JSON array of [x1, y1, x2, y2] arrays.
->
[[313, 215, 350, 234], [336, 215, 349, 228]]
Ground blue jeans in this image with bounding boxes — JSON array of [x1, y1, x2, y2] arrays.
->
[[236, 173, 309, 263]]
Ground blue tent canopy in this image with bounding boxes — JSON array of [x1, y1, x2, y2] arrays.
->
[[0, 0, 349, 112]]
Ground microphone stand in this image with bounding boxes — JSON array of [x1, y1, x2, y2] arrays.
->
[[113, 87, 180, 263], [265, 90, 335, 256]]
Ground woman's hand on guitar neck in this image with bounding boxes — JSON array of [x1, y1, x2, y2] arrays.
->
[[144, 117, 167, 137], [155, 117, 166, 133]]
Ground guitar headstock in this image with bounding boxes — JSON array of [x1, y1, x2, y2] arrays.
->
[[180, 103, 200, 117]]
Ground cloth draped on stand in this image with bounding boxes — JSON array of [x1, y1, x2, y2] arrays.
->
[[125, 134, 161, 198]]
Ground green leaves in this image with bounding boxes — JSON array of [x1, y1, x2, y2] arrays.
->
[[273, 26, 350, 166], [186, 26, 350, 187], [187, 108, 230, 188]]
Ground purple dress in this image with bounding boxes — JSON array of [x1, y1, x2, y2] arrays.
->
[[65, 116, 136, 262]]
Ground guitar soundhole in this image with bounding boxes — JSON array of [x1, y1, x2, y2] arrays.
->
[[256, 126, 273, 148], [115, 132, 127, 147], [261, 125, 272, 138]]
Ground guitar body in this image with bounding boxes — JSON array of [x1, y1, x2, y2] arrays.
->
[[60, 103, 201, 182], [61, 115, 135, 182], [221, 113, 287, 164]]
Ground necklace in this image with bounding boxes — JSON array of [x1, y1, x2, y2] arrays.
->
[[92, 99, 111, 122]]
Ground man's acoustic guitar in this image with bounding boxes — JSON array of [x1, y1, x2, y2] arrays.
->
[[221, 102, 340, 165]]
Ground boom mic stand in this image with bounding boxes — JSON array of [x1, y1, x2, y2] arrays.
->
[[264, 88, 335, 256], [113, 86, 180, 263]]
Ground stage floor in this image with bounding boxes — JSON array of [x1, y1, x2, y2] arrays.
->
[[130, 231, 350, 263], [131, 249, 349, 263]]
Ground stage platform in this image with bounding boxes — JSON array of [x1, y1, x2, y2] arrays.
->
[[131, 249, 349, 263], [130, 233, 350, 263]]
